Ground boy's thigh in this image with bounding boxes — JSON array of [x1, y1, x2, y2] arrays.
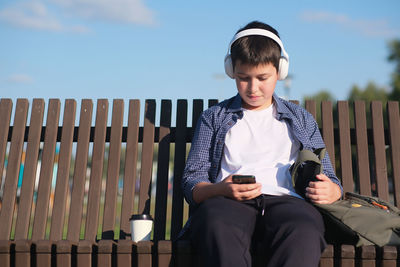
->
[[262, 195, 324, 231], [191, 196, 259, 232]]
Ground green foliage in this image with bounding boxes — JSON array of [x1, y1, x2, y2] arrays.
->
[[347, 82, 389, 128], [348, 82, 389, 103], [304, 90, 336, 103], [302, 38, 400, 127]]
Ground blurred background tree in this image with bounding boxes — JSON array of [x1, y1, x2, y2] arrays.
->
[[303, 38, 400, 127], [388, 40, 400, 101]]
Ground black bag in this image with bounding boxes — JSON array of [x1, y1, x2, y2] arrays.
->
[[291, 148, 400, 247], [289, 148, 326, 199]]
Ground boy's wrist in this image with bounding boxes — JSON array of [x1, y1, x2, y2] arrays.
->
[[193, 182, 222, 204]]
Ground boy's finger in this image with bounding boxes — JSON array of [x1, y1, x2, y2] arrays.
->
[[316, 174, 330, 181]]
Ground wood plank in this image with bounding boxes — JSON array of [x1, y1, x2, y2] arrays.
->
[[120, 99, 140, 239], [305, 100, 317, 119], [102, 99, 124, 239], [15, 99, 45, 239], [31, 99, 61, 241], [338, 101, 354, 193], [371, 101, 389, 201], [354, 101, 372, 195], [208, 99, 218, 108], [66, 100, 93, 242], [192, 100, 203, 137], [0, 99, 28, 239], [171, 100, 187, 240], [138, 100, 155, 215], [0, 99, 12, 191], [321, 101, 335, 171], [154, 100, 171, 241], [387, 101, 400, 206], [49, 99, 76, 240], [84, 100, 108, 241]]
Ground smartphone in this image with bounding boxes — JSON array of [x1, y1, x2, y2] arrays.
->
[[232, 175, 256, 184]]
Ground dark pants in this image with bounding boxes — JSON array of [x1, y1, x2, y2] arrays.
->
[[189, 195, 326, 267]]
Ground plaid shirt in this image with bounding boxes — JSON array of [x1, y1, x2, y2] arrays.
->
[[182, 93, 342, 207]]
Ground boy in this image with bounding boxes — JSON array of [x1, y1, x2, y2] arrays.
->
[[180, 21, 342, 267]]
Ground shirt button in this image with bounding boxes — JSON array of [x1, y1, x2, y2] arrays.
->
[[228, 122, 232, 126]]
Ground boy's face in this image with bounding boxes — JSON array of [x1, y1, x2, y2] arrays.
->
[[234, 61, 278, 110]]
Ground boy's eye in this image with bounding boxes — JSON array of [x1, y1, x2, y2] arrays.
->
[[258, 76, 269, 81]]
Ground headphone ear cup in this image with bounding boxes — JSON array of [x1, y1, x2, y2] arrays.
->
[[224, 55, 235, 79], [278, 57, 289, 80]]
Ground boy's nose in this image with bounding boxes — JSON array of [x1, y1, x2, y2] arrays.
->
[[247, 80, 258, 93]]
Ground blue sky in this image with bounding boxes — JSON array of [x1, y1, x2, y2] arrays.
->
[[1, 0, 400, 109]]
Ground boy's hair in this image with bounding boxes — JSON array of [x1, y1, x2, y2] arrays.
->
[[230, 21, 281, 72]]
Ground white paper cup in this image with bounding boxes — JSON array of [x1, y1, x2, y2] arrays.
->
[[130, 214, 153, 242]]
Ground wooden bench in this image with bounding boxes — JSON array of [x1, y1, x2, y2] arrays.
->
[[0, 98, 399, 267]]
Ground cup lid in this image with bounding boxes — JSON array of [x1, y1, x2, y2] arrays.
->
[[129, 214, 153, 221]]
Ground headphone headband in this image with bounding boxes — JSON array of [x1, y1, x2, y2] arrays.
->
[[227, 29, 289, 61]]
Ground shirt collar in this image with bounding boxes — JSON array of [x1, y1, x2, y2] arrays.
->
[[226, 94, 242, 113], [273, 94, 291, 120]]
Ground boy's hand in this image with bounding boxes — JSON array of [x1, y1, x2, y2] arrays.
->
[[220, 175, 262, 201], [305, 174, 341, 204]]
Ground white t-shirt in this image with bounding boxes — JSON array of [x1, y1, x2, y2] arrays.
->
[[217, 103, 302, 198]]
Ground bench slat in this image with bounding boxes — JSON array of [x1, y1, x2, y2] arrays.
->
[[305, 100, 317, 119], [338, 101, 354, 192], [154, 100, 172, 241], [102, 99, 124, 239], [321, 101, 336, 171], [171, 100, 188, 240], [208, 99, 219, 108], [388, 101, 400, 206], [354, 101, 372, 196], [371, 101, 389, 201], [0, 99, 13, 194], [31, 99, 61, 240], [15, 99, 45, 239], [0, 99, 28, 239], [49, 99, 77, 240], [138, 100, 156, 215], [84, 100, 108, 241], [192, 100, 204, 132], [120, 99, 140, 239], [66, 100, 93, 242]]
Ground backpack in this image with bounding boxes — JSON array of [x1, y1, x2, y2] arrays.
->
[[291, 148, 400, 247]]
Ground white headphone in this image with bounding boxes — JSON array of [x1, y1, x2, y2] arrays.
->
[[224, 28, 289, 80]]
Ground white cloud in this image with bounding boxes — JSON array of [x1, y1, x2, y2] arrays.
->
[[0, 1, 90, 33], [6, 74, 34, 84], [0, 0, 156, 32], [50, 0, 157, 25], [300, 10, 400, 38]]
